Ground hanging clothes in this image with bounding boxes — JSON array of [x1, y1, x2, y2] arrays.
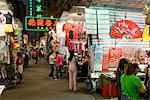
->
[[73, 23, 78, 41], [4, 12, 12, 24], [78, 42, 82, 54], [4, 13, 13, 33], [0, 13, 6, 24], [0, 24, 6, 37], [63, 22, 72, 46]]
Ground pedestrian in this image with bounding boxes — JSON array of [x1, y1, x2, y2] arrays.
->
[[34, 48, 39, 64], [144, 65, 150, 99], [48, 51, 56, 79], [116, 58, 129, 100], [16, 52, 23, 83], [120, 63, 147, 99], [81, 57, 88, 77], [68, 51, 77, 92], [55, 52, 63, 79]]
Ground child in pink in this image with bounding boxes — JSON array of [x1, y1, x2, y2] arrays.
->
[[55, 52, 63, 79]]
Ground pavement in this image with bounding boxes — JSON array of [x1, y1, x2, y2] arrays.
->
[[0, 59, 117, 100]]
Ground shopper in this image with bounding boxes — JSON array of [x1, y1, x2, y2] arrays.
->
[[120, 63, 147, 100], [16, 52, 23, 83], [81, 57, 88, 77], [133, 63, 140, 75], [116, 58, 129, 100], [68, 51, 77, 92], [32, 49, 38, 64], [48, 52, 56, 79], [144, 65, 150, 99], [34, 48, 39, 64], [55, 52, 63, 79]]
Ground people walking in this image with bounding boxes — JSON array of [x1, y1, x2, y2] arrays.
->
[[68, 51, 77, 92], [55, 52, 63, 79], [49, 52, 56, 79], [16, 52, 23, 83]]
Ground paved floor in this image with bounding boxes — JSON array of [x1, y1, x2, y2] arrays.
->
[[0, 59, 96, 100], [0, 59, 117, 100]]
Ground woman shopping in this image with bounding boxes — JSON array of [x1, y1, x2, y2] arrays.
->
[[16, 52, 23, 83], [116, 58, 129, 100], [120, 63, 147, 100], [68, 51, 77, 92]]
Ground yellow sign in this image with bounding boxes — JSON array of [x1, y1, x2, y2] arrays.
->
[[143, 25, 150, 41]]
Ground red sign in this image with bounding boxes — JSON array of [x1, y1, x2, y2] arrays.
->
[[110, 20, 142, 38]]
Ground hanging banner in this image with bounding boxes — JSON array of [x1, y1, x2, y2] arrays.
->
[[85, 8, 97, 34], [110, 19, 142, 38]]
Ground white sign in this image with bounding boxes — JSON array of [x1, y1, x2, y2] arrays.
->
[[0, 85, 5, 95]]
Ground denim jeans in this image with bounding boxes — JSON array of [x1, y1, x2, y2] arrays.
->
[[121, 95, 132, 100], [56, 66, 63, 79], [49, 64, 54, 78]]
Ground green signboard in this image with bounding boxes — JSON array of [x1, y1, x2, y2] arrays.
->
[[25, 16, 59, 31]]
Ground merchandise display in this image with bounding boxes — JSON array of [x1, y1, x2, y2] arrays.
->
[[0, 0, 149, 99]]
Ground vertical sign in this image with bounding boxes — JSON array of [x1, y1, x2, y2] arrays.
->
[[35, 0, 43, 18], [97, 9, 110, 39], [85, 8, 97, 34], [29, 0, 33, 16]]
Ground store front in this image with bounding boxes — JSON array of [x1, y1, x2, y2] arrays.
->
[[84, 6, 149, 97]]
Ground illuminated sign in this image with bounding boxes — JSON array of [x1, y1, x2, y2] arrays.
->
[[29, 0, 33, 16], [35, 0, 42, 18], [26, 0, 43, 17], [25, 16, 59, 31]]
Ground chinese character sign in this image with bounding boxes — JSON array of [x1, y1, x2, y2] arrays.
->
[[25, 16, 59, 31], [35, 0, 42, 18]]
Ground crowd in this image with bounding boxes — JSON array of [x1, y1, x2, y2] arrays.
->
[[47, 35, 89, 92]]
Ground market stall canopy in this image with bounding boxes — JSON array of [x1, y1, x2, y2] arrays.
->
[[63, 0, 145, 22], [78, 0, 144, 11]]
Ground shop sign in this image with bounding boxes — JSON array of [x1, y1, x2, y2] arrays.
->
[[35, 0, 42, 18], [29, 0, 33, 16], [110, 19, 142, 38], [25, 16, 59, 31], [27, 0, 43, 17]]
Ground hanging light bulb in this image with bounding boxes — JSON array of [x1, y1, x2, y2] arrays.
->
[[51, 16, 54, 18]]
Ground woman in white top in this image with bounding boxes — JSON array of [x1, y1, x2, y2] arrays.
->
[[68, 51, 77, 92], [49, 52, 56, 79]]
